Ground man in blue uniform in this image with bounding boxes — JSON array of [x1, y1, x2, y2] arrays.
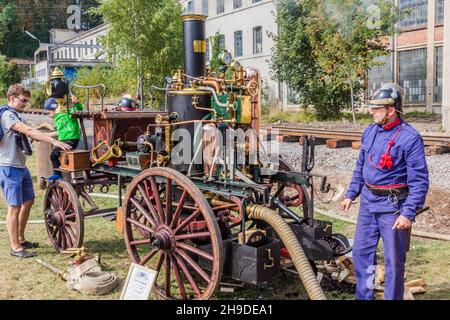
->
[[341, 83, 429, 300]]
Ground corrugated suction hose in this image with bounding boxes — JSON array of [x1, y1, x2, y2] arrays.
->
[[247, 204, 327, 300]]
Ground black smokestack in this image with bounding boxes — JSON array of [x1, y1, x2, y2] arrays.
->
[[181, 14, 207, 84]]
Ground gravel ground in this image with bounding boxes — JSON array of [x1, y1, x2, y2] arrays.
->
[[279, 141, 450, 235], [279, 142, 450, 188]]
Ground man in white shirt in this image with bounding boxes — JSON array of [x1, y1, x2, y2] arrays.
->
[[0, 84, 70, 258]]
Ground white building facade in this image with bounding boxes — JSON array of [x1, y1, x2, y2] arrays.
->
[[33, 23, 109, 83], [183, 0, 294, 109]]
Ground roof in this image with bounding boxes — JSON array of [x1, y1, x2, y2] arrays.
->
[[7, 58, 34, 65]]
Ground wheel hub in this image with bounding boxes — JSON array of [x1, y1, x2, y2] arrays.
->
[[150, 226, 174, 251], [46, 210, 65, 228]]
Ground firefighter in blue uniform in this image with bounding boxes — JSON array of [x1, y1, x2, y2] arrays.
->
[[341, 83, 429, 300]]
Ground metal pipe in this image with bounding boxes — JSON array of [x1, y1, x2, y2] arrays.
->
[[273, 198, 303, 224], [195, 80, 221, 93], [234, 168, 256, 185], [144, 141, 155, 163], [188, 140, 203, 177], [36, 259, 66, 280], [198, 86, 228, 107]]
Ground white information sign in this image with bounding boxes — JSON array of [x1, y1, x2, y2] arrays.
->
[[120, 263, 157, 300]]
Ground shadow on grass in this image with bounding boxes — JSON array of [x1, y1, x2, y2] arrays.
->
[[83, 238, 129, 259], [417, 282, 450, 300]]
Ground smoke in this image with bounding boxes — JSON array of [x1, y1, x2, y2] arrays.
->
[[320, 0, 382, 37]]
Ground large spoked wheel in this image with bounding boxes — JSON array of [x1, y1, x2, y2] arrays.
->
[[123, 167, 224, 300], [44, 181, 84, 252], [278, 159, 312, 219]]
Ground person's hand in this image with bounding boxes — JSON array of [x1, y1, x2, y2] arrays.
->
[[392, 215, 412, 230], [51, 139, 71, 151], [71, 96, 79, 104], [341, 198, 353, 212]]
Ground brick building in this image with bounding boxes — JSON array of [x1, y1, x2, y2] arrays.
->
[[368, 0, 445, 114]]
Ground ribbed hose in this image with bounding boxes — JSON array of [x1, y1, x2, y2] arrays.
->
[[246, 204, 327, 300]]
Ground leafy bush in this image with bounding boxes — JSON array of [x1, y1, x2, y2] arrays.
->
[[262, 108, 317, 124], [30, 89, 47, 109], [0, 56, 21, 96], [72, 66, 135, 104]]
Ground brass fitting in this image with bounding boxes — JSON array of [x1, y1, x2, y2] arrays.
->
[[192, 95, 200, 108], [165, 126, 171, 155], [172, 69, 184, 91], [61, 247, 88, 263], [156, 154, 170, 167]]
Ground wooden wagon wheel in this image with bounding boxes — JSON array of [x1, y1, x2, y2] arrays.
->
[[44, 181, 84, 252], [278, 159, 312, 219], [123, 167, 224, 300]]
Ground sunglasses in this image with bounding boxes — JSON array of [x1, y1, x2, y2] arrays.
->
[[14, 96, 30, 104]]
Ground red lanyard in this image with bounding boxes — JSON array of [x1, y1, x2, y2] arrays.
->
[[369, 125, 403, 170]]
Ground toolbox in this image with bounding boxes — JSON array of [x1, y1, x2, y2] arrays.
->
[[59, 150, 91, 171], [125, 152, 151, 170]]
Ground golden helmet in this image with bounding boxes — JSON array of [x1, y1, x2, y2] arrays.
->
[[50, 67, 64, 80]]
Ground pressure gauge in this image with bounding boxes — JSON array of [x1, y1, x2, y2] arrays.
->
[[219, 50, 233, 65], [230, 61, 241, 70]]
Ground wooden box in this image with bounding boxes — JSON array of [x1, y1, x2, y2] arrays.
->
[[125, 152, 151, 170], [60, 150, 91, 171]]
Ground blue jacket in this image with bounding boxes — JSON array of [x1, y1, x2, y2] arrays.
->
[[346, 118, 429, 221]]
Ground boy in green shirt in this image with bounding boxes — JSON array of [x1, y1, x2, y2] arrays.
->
[[44, 96, 83, 181]]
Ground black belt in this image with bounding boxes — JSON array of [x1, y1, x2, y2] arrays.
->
[[365, 183, 409, 197]]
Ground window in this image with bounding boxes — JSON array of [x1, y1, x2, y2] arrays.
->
[[217, 0, 224, 14], [434, 46, 443, 103], [398, 48, 427, 104], [206, 38, 210, 62], [187, 1, 194, 13], [436, 0, 444, 24], [398, 0, 428, 29], [253, 26, 262, 54], [367, 54, 393, 99], [219, 34, 225, 51], [234, 0, 242, 9], [202, 0, 208, 15], [234, 31, 243, 57], [252, 0, 262, 3]]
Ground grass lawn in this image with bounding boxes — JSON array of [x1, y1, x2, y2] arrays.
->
[[0, 149, 449, 300]]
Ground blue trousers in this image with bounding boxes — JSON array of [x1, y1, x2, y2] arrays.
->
[[353, 202, 409, 300]]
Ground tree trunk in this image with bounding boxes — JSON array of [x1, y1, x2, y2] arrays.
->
[[348, 73, 357, 126]]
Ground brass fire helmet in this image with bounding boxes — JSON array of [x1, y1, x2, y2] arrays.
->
[[45, 67, 70, 114]]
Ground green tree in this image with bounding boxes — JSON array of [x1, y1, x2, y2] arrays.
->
[[0, 0, 101, 59], [0, 55, 21, 95], [94, 0, 183, 92], [270, 0, 400, 121], [209, 32, 222, 75]]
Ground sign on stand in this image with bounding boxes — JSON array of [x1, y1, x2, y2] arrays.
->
[[120, 263, 157, 300]]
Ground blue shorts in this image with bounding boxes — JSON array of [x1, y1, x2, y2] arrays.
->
[[0, 166, 35, 207]]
